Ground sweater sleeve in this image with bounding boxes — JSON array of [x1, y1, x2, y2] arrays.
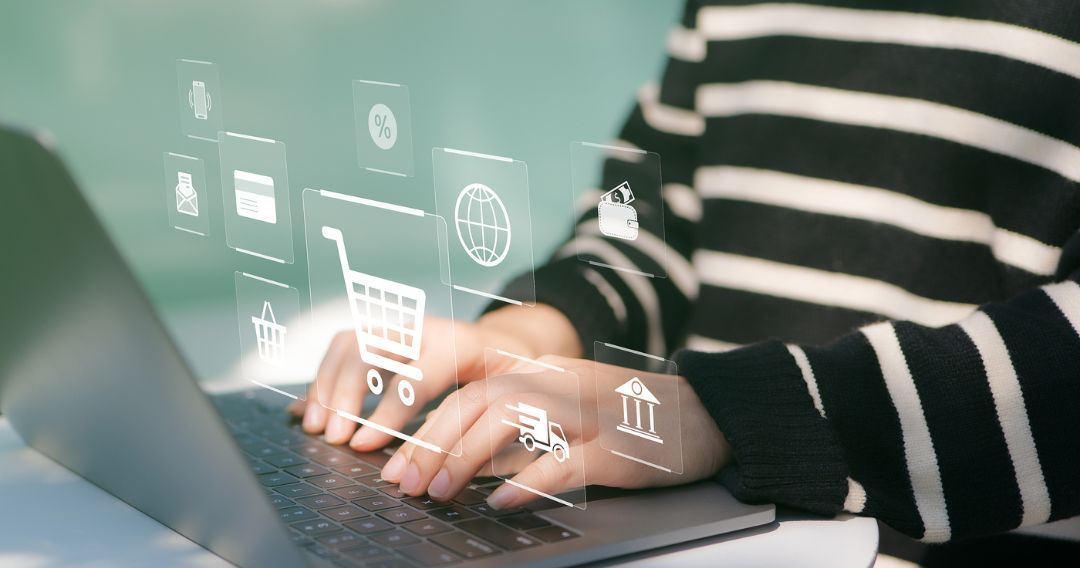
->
[[488, 5, 704, 358], [675, 242, 1080, 543]]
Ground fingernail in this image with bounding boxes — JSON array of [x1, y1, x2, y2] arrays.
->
[[487, 483, 521, 510], [303, 406, 321, 430], [428, 469, 451, 499], [399, 463, 421, 494], [381, 452, 407, 482], [350, 427, 376, 450]]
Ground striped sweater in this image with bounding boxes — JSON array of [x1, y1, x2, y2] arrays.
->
[[499, 0, 1080, 543]]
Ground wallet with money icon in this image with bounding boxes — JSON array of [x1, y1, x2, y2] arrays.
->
[[598, 181, 639, 240]]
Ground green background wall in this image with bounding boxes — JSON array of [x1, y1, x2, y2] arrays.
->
[[0, 0, 682, 379]]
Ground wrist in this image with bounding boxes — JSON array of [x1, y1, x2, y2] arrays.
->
[[477, 304, 582, 360]]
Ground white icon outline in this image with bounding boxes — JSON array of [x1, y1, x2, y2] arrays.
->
[[252, 300, 286, 366], [454, 182, 512, 267], [614, 376, 663, 444], [368, 103, 398, 150], [234, 170, 277, 224], [189, 80, 212, 120], [175, 171, 199, 217], [322, 226, 427, 407], [598, 181, 639, 241], [502, 401, 570, 462]]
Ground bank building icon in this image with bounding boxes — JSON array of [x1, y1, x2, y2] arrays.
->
[[615, 377, 663, 444]]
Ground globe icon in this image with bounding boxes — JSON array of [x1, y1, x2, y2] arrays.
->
[[454, 183, 512, 267]]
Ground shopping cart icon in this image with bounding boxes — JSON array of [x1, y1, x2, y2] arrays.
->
[[251, 300, 286, 365], [322, 226, 427, 407]]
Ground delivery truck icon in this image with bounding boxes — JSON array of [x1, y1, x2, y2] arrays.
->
[[502, 401, 570, 463]]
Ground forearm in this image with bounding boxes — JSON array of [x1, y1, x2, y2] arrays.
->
[[477, 303, 582, 360], [677, 278, 1080, 543]]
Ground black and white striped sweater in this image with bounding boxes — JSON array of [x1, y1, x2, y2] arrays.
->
[[500, 0, 1080, 543]]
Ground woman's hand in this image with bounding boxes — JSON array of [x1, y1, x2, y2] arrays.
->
[[378, 355, 732, 509], [290, 305, 581, 451]]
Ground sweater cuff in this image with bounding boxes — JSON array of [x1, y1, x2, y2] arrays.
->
[[675, 341, 849, 515], [482, 257, 623, 357]]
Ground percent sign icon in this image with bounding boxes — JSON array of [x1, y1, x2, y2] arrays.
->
[[368, 103, 398, 150]]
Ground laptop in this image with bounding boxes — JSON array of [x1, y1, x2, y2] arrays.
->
[[0, 126, 774, 567]]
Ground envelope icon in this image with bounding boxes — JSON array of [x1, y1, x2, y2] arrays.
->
[[175, 172, 199, 217], [598, 201, 639, 241]]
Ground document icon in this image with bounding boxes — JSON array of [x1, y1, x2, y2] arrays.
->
[[234, 170, 277, 224]]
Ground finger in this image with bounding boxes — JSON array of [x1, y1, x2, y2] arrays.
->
[[379, 403, 445, 485], [394, 384, 494, 495], [348, 336, 461, 449], [346, 372, 424, 451], [486, 445, 587, 510], [421, 403, 524, 501], [303, 333, 353, 433], [287, 399, 306, 416], [380, 380, 487, 485], [324, 354, 365, 444]]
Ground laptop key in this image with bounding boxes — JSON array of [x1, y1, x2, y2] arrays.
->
[[268, 495, 295, 510], [402, 496, 442, 510], [457, 518, 539, 550], [340, 543, 391, 561], [290, 441, 337, 457], [304, 542, 339, 560], [344, 517, 394, 535], [290, 528, 314, 546], [322, 504, 368, 522], [499, 513, 550, 531], [291, 519, 341, 536], [266, 453, 309, 468], [451, 488, 487, 506], [355, 496, 400, 512], [470, 503, 524, 518], [284, 464, 331, 479], [398, 542, 461, 566], [333, 462, 379, 478], [257, 471, 298, 487], [311, 452, 359, 468], [275, 483, 323, 498], [379, 485, 407, 499], [251, 461, 276, 475], [296, 494, 345, 510], [377, 507, 427, 524], [330, 485, 377, 501], [429, 505, 478, 523], [358, 474, 394, 488], [309, 473, 354, 489], [264, 431, 308, 447], [279, 506, 320, 523], [402, 518, 452, 536], [244, 443, 283, 459], [528, 525, 580, 542], [429, 532, 499, 559], [369, 529, 420, 547], [316, 531, 365, 550]]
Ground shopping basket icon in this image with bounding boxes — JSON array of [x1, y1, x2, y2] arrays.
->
[[322, 226, 427, 407], [251, 300, 286, 365]]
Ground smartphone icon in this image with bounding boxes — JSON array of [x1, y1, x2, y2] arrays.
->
[[191, 80, 209, 120]]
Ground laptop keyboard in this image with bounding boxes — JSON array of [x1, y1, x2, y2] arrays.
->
[[214, 393, 579, 567]]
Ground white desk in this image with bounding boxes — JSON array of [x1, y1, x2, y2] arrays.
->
[[0, 417, 878, 567]]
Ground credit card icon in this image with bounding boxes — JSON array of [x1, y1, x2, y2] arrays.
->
[[234, 170, 277, 224]]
